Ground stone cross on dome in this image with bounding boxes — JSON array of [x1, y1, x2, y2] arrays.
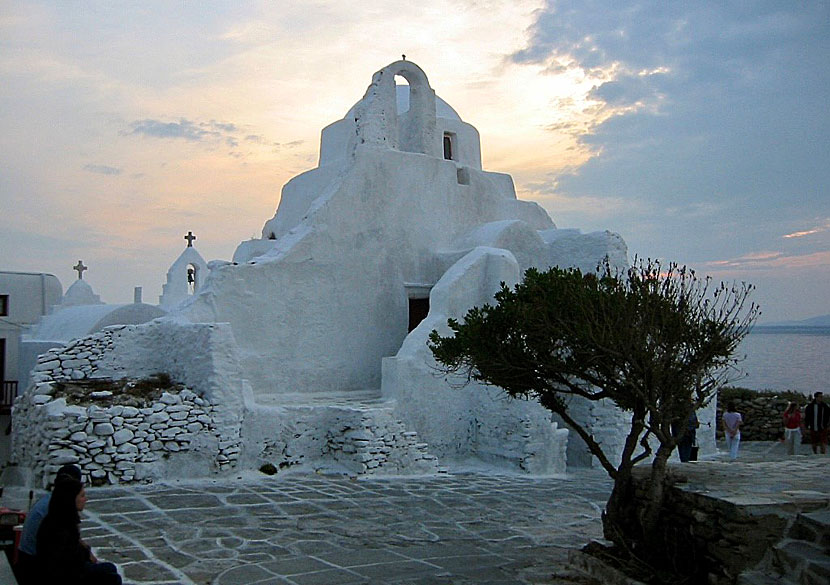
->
[[73, 260, 88, 280], [184, 231, 196, 247]]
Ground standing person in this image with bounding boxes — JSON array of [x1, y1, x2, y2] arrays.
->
[[804, 391, 830, 454], [782, 401, 803, 456], [674, 408, 700, 463], [36, 476, 122, 585], [15, 463, 82, 584], [722, 401, 743, 460]]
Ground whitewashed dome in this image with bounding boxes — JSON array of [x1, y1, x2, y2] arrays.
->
[[61, 278, 102, 307]]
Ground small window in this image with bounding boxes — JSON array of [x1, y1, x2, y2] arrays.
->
[[0, 295, 8, 317], [443, 133, 454, 160]]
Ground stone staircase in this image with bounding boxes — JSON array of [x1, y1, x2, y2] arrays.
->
[[738, 508, 830, 585], [248, 391, 444, 477]]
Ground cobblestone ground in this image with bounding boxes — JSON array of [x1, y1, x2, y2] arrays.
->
[[78, 470, 613, 585]]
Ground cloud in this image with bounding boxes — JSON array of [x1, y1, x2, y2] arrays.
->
[[122, 117, 280, 160], [705, 250, 830, 272], [125, 118, 219, 141], [783, 220, 830, 239], [506, 1, 830, 273], [83, 164, 122, 176]]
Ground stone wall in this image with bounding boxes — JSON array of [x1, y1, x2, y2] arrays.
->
[[12, 324, 244, 486], [13, 386, 235, 486], [243, 404, 441, 476], [716, 391, 805, 441], [629, 464, 829, 584], [631, 468, 789, 584]]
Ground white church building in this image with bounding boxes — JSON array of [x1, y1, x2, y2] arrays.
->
[[11, 60, 640, 485]]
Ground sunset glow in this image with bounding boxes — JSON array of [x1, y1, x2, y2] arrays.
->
[[2, 2, 828, 322]]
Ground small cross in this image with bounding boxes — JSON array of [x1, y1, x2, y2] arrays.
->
[[184, 231, 196, 247], [402, 54, 406, 61], [73, 260, 87, 280]]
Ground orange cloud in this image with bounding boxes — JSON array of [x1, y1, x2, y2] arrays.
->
[[782, 219, 830, 239], [704, 250, 830, 272]]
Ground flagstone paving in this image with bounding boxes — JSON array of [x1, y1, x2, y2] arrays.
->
[[5, 442, 825, 584], [76, 470, 613, 585]]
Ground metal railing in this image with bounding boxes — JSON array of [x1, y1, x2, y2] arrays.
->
[[1, 381, 17, 414]]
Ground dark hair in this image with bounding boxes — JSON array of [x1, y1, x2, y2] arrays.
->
[[784, 402, 797, 414], [47, 476, 83, 527], [55, 464, 82, 482], [726, 401, 737, 412]]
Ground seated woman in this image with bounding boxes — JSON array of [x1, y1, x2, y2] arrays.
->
[[36, 476, 123, 585]]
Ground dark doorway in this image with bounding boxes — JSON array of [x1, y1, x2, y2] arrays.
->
[[408, 298, 430, 332]]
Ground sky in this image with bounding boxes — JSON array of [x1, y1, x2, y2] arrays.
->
[[1, 1, 828, 323]]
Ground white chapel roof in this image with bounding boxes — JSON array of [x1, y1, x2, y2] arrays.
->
[[61, 278, 102, 307], [32, 303, 165, 342]]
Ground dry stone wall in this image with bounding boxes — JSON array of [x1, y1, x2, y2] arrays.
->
[[244, 404, 441, 476], [716, 391, 807, 441], [629, 466, 826, 584], [13, 326, 243, 486]]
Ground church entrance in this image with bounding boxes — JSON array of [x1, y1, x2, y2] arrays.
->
[[408, 297, 429, 332]]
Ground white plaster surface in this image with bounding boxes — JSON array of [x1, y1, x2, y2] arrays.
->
[[159, 246, 208, 309], [61, 278, 103, 307], [12, 60, 633, 482]]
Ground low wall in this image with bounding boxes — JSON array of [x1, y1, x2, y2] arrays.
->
[[13, 385, 236, 486], [12, 322, 245, 486], [629, 461, 828, 584], [716, 391, 805, 441], [632, 469, 787, 583], [241, 402, 441, 476]]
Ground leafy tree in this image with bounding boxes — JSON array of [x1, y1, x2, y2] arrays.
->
[[428, 259, 758, 564]]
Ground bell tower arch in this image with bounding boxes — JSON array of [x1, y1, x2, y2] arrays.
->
[[354, 60, 439, 158]]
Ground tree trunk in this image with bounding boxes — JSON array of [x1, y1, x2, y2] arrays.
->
[[640, 443, 673, 551], [602, 408, 647, 549], [602, 463, 639, 549]]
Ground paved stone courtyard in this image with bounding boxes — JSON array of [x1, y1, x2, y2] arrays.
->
[[5, 442, 826, 584], [74, 469, 612, 585]]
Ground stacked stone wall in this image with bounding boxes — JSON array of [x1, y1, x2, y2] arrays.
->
[[12, 327, 242, 486], [716, 390, 808, 441], [630, 467, 824, 584], [473, 413, 568, 474], [250, 406, 441, 476]]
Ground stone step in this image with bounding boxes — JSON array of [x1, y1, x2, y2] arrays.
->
[[772, 538, 830, 585], [737, 569, 797, 585], [788, 509, 830, 551], [566, 549, 647, 585]]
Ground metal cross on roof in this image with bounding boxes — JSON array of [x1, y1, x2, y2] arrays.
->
[[73, 260, 88, 279], [184, 231, 196, 247]]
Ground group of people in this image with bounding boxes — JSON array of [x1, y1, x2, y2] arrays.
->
[[782, 391, 830, 456], [718, 391, 830, 460], [677, 391, 829, 463], [15, 464, 123, 585]]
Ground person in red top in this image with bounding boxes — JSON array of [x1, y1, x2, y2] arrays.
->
[[782, 401, 802, 456]]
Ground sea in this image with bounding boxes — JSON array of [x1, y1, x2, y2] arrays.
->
[[737, 327, 830, 395]]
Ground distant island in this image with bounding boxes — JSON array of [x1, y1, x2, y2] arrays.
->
[[758, 314, 830, 327]]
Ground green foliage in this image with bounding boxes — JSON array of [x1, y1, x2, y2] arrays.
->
[[429, 259, 759, 460], [429, 258, 759, 564]]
